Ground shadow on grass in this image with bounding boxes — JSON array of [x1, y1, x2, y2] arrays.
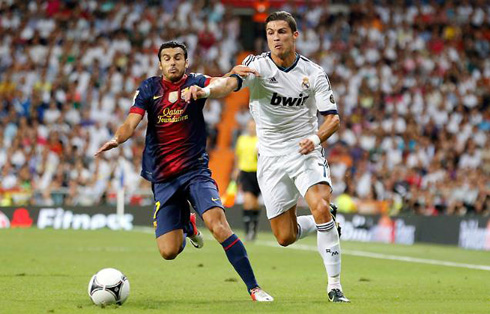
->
[[131, 299, 276, 309], [0, 273, 70, 277]]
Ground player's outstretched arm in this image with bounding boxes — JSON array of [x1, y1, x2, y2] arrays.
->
[[299, 114, 340, 155], [226, 65, 260, 78], [184, 77, 238, 101], [183, 66, 259, 102], [94, 113, 143, 157]]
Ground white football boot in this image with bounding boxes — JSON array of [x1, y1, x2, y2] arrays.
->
[[250, 287, 274, 302], [188, 213, 204, 249]]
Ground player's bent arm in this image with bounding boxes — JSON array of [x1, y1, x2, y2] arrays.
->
[[299, 114, 340, 155], [317, 113, 340, 143], [113, 113, 144, 145], [225, 65, 260, 78], [184, 76, 240, 102], [204, 76, 240, 99], [94, 113, 143, 157]]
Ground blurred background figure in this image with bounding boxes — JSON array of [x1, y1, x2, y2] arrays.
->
[[0, 0, 487, 217], [234, 119, 261, 241]]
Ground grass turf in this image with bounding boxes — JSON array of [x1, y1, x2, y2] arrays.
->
[[0, 228, 489, 313]]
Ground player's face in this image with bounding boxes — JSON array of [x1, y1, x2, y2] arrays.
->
[[159, 48, 188, 82], [266, 20, 298, 59]]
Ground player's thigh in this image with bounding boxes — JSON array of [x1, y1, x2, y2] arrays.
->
[[257, 155, 299, 219], [294, 150, 333, 222], [269, 205, 298, 245], [294, 149, 333, 197], [152, 183, 190, 239], [186, 168, 224, 218], [156, 229, 184, 257]]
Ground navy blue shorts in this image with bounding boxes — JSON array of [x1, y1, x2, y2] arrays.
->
[[152, 167, 224, 238]]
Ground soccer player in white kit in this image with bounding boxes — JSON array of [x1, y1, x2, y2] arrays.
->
[[186, 11, 349, 303]]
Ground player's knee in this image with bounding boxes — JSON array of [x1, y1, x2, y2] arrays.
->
[[209, 222, 230, 239], [159, 248, 179, 260], [204, 210, 232, 240], [275, 234, 296, 247]]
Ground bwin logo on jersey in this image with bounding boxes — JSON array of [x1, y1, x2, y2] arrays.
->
[[270, 92, 309, 106]]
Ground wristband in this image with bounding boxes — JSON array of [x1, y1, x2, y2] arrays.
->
[[202, 87, 211, 98], [308, 134, 321, 146]]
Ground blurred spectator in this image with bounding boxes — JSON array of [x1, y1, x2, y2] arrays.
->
[[0, 0, 488, 216]]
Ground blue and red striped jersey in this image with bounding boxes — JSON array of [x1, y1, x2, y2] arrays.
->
[[129, 73, 211, 182]]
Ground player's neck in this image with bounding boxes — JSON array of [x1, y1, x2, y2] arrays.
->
[[162, 74, 187, 86], [270, 52, 298, 69]]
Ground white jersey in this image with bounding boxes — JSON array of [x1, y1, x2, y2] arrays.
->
[[239, 52, 338, 156]]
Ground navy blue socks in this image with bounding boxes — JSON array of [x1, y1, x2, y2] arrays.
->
[[221, 234, 258, 292]]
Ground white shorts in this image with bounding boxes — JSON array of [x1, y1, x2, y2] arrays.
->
[[257, 148, 332, 219]]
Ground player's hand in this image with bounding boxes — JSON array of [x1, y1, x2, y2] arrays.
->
[[94, 138, 118, 157], [298, 138, 316, 155], [183, 85, 206, 102], [231, 65, 260, 77]]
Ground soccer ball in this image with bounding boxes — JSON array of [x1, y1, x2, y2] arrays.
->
[[88, 268, 130, 306]]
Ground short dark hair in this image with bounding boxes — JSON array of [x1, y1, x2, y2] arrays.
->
[[158, 41, 188, 61], [265, 11, 297, 33]]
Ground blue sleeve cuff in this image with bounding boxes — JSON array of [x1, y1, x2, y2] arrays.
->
[[319, 110, 338, 116], [230, 74, 243, 92]]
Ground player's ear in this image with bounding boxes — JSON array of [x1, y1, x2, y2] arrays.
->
[[293, 31, 299, 41], [185, 59, 189, 70]]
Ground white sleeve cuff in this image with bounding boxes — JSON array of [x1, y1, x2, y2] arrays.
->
[[202, 87, 211, 98], [308, 134, 321, 146]]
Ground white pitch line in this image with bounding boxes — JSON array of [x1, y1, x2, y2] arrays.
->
[[254, 240, 490, 272], [132, 227, 490, 272]]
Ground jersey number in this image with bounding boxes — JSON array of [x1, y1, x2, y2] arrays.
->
[[153, 201, 161, 228], [318, 162, 327, 178]]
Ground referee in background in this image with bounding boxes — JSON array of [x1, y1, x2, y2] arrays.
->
[[234, 119, 262, 241]]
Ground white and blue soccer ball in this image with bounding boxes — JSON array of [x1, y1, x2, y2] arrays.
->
[[88, 268, 130, 306]]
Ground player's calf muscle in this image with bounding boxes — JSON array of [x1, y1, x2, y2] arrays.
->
[[309, 200, 332, 224], [270, 214, 298, 246], [203, 208, 232, 242]]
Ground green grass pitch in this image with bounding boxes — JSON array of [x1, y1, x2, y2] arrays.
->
[[0, 228, 489, 313]]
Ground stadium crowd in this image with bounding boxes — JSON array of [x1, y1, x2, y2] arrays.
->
[[0, 0, 488, 216]]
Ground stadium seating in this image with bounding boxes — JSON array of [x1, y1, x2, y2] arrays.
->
[[0, 0, 488, 216]]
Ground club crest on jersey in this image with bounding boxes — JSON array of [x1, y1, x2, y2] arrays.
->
[[302, 77, 310, 89], [270, 92, 309, 107], [180, 87, 189, 99], [168, 91, 179, 103]]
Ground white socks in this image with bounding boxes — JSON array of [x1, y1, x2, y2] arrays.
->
[[317, 220, 342, 291], [296, 215, 343, 291], [296, 215, 316, 240]]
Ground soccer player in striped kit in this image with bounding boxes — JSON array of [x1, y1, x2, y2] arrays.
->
[[95, 41, 273, 302]]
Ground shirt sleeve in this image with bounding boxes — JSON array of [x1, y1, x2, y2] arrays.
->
[[194, 73, 212, 88], [129, 80, 151, 116], [314, 71, 338, 116], [234, 54, 258, 90]]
